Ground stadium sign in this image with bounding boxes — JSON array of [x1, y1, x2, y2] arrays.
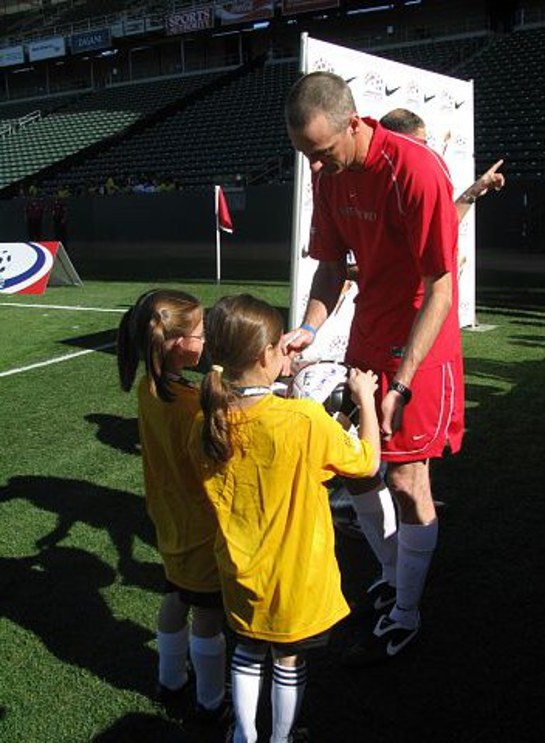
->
[[27, 36, 66, 62], [70, 29, 111, 54], [282, 0, 339, 13], [0, 45, 25, 68], [123, 18, 146, 36], [217, 1, 274, 25], [166, 6, 214, 35]]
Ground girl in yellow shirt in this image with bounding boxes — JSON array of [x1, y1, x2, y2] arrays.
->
[[189, 293, 380, 743], [117, 288, 227, 722]]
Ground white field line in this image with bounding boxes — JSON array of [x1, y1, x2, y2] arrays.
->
[[0, 343, 116, 378], [0, 302, 125, 313], [0, 302, 122, 378]]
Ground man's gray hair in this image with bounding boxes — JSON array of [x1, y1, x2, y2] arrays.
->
[[285, 71, 357, 132]]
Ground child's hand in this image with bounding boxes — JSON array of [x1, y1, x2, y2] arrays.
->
[[348, 368, 378, 407]]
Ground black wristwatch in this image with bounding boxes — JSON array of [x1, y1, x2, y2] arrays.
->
[[388, 379, 412, 405]]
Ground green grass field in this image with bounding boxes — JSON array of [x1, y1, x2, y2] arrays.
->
[[1, 271, 544, 742]]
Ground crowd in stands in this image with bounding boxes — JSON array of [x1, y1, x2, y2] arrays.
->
[[19, 174, 194, 199]]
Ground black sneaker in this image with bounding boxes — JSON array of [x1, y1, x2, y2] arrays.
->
[[349, 578, 396, 618], [366, 578, 396, 613], [155, 681, 193, 720], [290, 726, 311, 741], [194, 697, 233, 726], [333, 512, 364, 540], [342, 613, 420, 667]]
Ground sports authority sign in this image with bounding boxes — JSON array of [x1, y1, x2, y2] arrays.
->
[[0, 242, 82, 294], [289, 34, 475, 362]]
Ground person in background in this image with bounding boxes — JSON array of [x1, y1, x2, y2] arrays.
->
[[25, 193, 45, 242], [52, 187, 69, 248], [117, 289, 229, 725], [380, 107, 505, 223], [189, 293, 380, 742]]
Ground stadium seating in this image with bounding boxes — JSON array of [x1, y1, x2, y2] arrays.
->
[[1, 3, 544, 193], [30, 59, 299, 195], [456, 26, 545, 179], [0, 70, 225, 190]]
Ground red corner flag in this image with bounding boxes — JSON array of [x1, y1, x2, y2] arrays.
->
[[215, 185, 234, 234]]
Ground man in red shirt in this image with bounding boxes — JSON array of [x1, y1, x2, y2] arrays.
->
[[285, 71, 464, 665]]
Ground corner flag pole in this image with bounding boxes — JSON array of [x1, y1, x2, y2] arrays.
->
[[214, 185, 221, 284], [214, 185, 234, 284]]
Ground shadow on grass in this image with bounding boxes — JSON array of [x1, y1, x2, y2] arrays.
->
[[0, 475, 162, 592], [0, 546, 157, 698], [477, 268, 545, 316], [91, 713, 188, 742], [85, 413, 141, 456], [308, 352, 545, 743]]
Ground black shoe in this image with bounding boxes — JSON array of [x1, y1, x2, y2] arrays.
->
[[333, 513, 364, 540], [342, 613, 420, 668], [366, 578, 396, 613], [290, 726, 311, 741], [350, 578, 396, 618], [194, 696, 233, 727], [155, 681, 193, 720]]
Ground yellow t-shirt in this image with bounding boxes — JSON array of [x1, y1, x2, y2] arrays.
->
[[137, 377, 220, 592], [189, 394, 376, 642]]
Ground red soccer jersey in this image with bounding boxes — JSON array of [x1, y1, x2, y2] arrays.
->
[[309, 117, 461, 371]]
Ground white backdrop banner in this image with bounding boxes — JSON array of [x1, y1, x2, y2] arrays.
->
[[289, 34, 475, 362]]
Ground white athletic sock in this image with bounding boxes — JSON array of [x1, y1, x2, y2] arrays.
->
[[189, 632, 226, 710], [390, 519, 439, 629], [270, 661, 307, 743], [351, 483, 398, 585], [157, 626, 189, 690], [231, 644, 267, 743]]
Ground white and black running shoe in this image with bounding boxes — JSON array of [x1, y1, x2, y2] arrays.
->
[[342, 613, 420, 667]]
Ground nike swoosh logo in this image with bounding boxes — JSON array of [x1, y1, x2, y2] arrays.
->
[[412, 434, 427, 440], [385, 85, 400, 96], [386, 629, 418, 656], [455, 100, 465, 109], [345, 76, 357, 84], [373, 594, 396, 611], [424, 94, 435, 103]]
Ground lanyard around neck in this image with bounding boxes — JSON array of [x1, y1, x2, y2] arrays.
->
[[233, 385, 271, 397]]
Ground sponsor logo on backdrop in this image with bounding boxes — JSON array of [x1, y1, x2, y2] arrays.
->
[[311, 57, 335, 72], [406, 79, 421, 104], [439, 90, 455, 110], [361, 71, 385, 99]]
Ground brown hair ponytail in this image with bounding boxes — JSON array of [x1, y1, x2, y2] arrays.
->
[[200, 294, 283, 464], [116, 289, 203, 402]]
